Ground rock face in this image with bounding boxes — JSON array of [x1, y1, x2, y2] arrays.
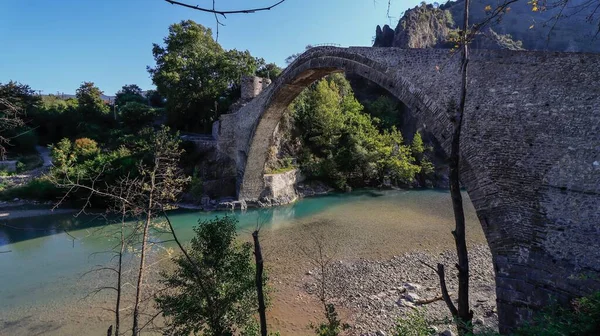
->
[[391, 4, 454, 49], [376, 1, 600, 53], [260, 169, 304, 206]]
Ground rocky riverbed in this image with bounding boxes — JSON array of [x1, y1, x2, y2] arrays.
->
[[302, 245, 496, 336]]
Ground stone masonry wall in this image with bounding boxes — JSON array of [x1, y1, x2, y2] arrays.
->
[[218, 46, 600, 333]]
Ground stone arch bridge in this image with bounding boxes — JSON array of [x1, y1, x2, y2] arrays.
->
[[212, 46, 600, 332]]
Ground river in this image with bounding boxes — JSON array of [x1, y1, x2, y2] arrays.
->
[[0, 189, 486, 335]]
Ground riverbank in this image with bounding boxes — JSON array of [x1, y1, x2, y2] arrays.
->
[[0, 190, 489, 335], [0, 200, 77, 220]]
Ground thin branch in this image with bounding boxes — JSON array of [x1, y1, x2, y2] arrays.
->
[[164, 0, 287, 17]]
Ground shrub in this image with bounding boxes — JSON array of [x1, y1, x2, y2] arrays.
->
[[394, 309, 437, 336], [0, 177, 61, 201], [73, 138, 99, 157], [156, 216, 259, 336], [516, 292, 600, 336]]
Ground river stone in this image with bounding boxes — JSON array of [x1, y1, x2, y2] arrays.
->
[[441, 330, 455, 336], [405, 292, 420, 302], [396, 298, 415, 308], [404, 282, 422, 291]]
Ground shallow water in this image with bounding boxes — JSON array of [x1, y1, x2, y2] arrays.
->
[[0, 189, 483, 335]]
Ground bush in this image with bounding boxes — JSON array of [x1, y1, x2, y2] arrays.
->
[[118, 102, 159, 131], [516, 292, 600, 336], [73, 138, 99, 157], [394, 309, 437, 336], [0, 177, 62, 201], [156, 216, 259, 336]]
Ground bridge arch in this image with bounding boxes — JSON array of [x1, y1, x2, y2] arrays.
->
[[239, 48, 455, 199], [228, 47, 600, 333]]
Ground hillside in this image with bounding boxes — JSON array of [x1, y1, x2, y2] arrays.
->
[[374, 0, 600, 52]]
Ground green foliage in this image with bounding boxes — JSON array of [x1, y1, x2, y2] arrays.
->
[[50, 127, 183, 205], [9, 127, 38, 153], [0, 177, 62, 201], [145, 89, 165, 108], [311, 304, 350, 336], [76, 81, 109, 117], [16, 153, 43, 171], [515, 292, 600, 336], [188, 168, 203, 197], [30, 95, 79, 145], [364, 96, 402, 130], [73, 138, 99, 157], [115, 84, 146, 106], [394, 309, 437, 336], [266, 157, 296, 174], [256, 63, 283, 79], [156, 216, 259, 336], [291, 74, 421, 189], [0, 81, 41, 114], [148, 20, 263, 132], [118, 102, 159, 131]]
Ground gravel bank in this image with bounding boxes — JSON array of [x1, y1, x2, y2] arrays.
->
[[303, 244, 496, 336]]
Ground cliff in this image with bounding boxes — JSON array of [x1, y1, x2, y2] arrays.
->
[[374, 0, 599, 53]]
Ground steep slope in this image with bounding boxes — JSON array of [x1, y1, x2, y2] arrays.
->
[[374, 0, 599, 52]]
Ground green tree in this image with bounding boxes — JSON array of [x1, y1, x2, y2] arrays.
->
[[365, 95, 402, 130], [30, 95, 79, 145], [256, 63, 283, 79], [148, 20, 262, 132], [145, 89, 165, 108], [156, 216, 258, 336], [115, 84, 146, 107], [291, 74, 421, 189], [76, 81, 109, 117], [118, 102, 159, 131], [0, 81, 41, 114]]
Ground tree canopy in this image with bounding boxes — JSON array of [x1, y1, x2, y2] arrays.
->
[[148, 20, 264, 132]]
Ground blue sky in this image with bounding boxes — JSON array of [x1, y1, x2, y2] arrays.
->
[[0, 0, 423, 95]]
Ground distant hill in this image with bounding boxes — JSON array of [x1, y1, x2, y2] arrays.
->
[[374, 0, 600, 53], [45, 93, 116, 102]]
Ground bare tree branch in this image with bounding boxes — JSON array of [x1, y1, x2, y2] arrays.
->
[[164, 0, 287, 17]]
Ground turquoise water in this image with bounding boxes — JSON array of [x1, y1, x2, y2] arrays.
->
[[0, 189, 478, 318]]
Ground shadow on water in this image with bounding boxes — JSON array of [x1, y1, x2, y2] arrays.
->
[[0, 188, 399, 247]]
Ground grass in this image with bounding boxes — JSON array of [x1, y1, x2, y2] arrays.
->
[[0, 177, 61, 201], [16, 153, 44, 172]]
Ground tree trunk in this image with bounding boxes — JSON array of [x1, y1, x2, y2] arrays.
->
[[448, 0, 474, 334], [132, 210, 151, 336], [252, 230, 268, 336], [115, 214, 125, 336]]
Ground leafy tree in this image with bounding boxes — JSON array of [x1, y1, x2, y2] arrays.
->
[[0, 81, 41, 114], [156, 216, 259, 336], [291, 74, 421, 189], [148, 20, 262, 132], [76, 81, 109, 117], [364, 95, 402, 130], [31, 95, 79, 145], [145, 89, 165, 108], [0, 81, 41, 156], [256, 63, 283, 79], [118, 102, 159, 131], [115, 84, 146, 107]]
